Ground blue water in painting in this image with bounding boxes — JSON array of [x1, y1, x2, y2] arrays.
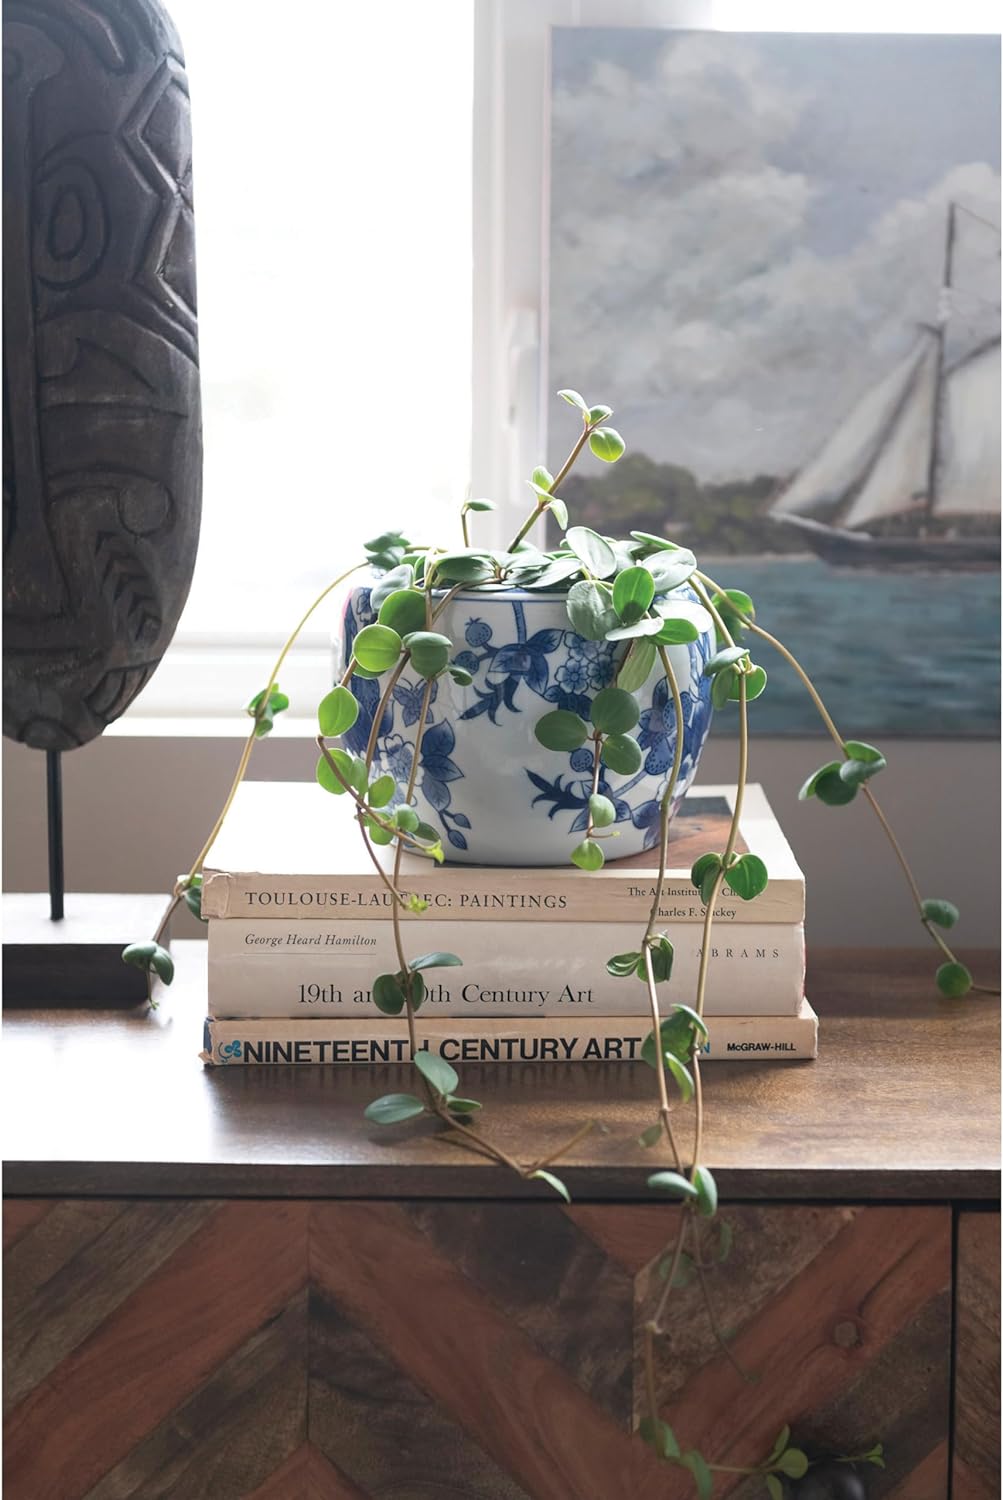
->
[[703, 558, 1000, 736]]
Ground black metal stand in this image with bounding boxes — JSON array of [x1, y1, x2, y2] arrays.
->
[[46, 749, 64, 921]]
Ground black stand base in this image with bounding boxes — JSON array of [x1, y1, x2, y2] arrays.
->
[[2, 894, 173, 1008]]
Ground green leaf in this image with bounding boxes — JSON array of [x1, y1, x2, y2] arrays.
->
[[649, 935, 674, 983], [647, 1171, 699, 1202], [548, 496, 569, 531], [406, 972, 427, 1009], [534, 709, 590, 752], [317, 685, 360, 738], [691, 852, 723, 904], [448, 664, 474, 686], [410, 951, 463, 971], [814, 768, 858, 807], [612, 565, 655, 624], [557, 388, 588, 411], [587, 403, 613, 424], [413, 1049, 459, 1097], [369, 563, 414, 612], [377, 587, 427, 638], [724, 854, 769, 902], [122, 941, 157, 968], [638, 1417, 680, 1461], [681, 1449, 714, 1499], [367, 774, 395, 808], [638, 1122, 663, 1148], [372, 972, 406, 1015], [364, 1093, 426, 1125], [571, 839, 605, 872], [566, 579, 619, 640], [672, 1004, 709, 1041], [840, 752, 887, 786], [529, 1168, 571, 1203], [843, 739, 884, 762], [445, 1096, 483, 1114], [704, 646, 750, 677], [652, 617, 699, 645], [607, 950, 642, 977], [531, 465, 554, 491], [464, 498, 496, 513], [588, 793, 617, 828], [743, 665, 768, 701], [432, 550, 495, 584], [316, 748, 364, 796], [617, 638, 657, 693], [765, 1475, 783, 1500], [630, 530, 685, 551], [565, 526, 618, 578], [641, 1012, 702, 1069], [353, 623, 402, 674], [936, 961, 972, 998], [182, 876, 206, 922], [589, 686, 639, 736], [921, 898, 960, 929], [711, 666, 738, 710], [367, 820, 395, 846], [693, 1164, 718, 1218], [402, 630, 452, 680], [767, 1425, 791, 1464], [245, 685, 289, 737], [588, 426, 625, 463], [149, 944, 174, 983], [643, 550, 698, 594], [665, 1053, 694, 1102], [799, 760, 841, 799], [395, 805, 419, 832], [601, 734, 642, 775], [777, 1448, 809, 1479], [605, 616, 666, 643], [414, 821, 441, 845]]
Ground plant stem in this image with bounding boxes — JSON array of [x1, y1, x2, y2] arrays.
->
[[650, 1211, 692, 1332], [506, 419, 593, 551], [697, 570, 995, 990], [691, 1222, 753, 1381], [394, 679, 434, 1048]]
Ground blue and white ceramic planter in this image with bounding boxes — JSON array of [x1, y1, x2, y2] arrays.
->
[[337, 583, 715, 866]]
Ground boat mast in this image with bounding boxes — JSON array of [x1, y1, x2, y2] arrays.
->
[[924, 201, 956, 518]]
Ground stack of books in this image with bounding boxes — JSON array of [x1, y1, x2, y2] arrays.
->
[[199, 782, 817, 1065]]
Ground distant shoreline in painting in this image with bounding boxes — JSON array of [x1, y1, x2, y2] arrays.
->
[[547, 28, 1000, 735]]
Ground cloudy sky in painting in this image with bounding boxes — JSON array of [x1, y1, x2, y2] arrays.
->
[[548, 30, 1000, 481]]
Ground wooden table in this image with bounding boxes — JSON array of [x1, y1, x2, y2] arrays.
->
[[3, 945, 999, 1499]]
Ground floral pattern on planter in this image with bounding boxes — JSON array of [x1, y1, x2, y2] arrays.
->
[[339, 585, 715, 864]]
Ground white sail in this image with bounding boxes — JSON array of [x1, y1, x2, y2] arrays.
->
[[771, 334, 937, 520], [934, 340, 1001, 518], [841, 337, 940, 530]]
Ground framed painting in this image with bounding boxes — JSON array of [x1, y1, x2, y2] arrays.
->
[[547, 28, 1000, 734]]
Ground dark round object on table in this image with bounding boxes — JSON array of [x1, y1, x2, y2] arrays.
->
[[793, 1463, 868, 1500], [3, 0, 202, 750]]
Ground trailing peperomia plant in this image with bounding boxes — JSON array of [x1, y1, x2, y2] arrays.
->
[[125, 388, 994, 1493]]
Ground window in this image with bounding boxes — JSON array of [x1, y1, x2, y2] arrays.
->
[[126, 0, 997, 725], [127, 1, 473, 719]]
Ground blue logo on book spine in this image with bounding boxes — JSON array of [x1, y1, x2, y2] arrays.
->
[[217, 1039, 242, 1064]]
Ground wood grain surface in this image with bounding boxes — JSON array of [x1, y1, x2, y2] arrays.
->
[[953, 1210, 1001, 1500], [2, 943, 998, 1200], [3, 1198, 967, 1499]]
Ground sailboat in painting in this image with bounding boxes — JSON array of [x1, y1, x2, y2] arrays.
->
[[771, 204, 1000, 570]]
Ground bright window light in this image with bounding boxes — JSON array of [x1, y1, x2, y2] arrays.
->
[[168, 0, 473, 635]]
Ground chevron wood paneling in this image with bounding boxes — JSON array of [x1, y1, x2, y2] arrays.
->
[[1, 1198, 983, 1499], [954, 1211, 1001, 1500]]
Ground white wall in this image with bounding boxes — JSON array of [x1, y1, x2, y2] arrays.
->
[[3, 734, 998, 948]]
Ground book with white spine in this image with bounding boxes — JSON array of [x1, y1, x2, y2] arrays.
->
[[207, 917, 805, 1018], [202, 782, 804, 924], [200, 1000, 818, 1065]]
